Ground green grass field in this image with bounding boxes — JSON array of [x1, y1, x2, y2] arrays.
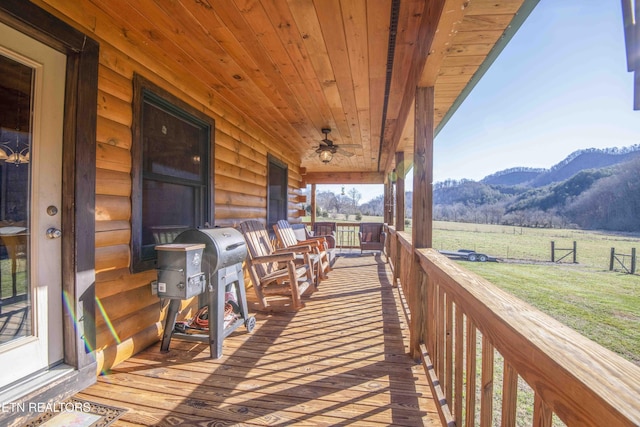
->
[[430, 221, 640, 365]]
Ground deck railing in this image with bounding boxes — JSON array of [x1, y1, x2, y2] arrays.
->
[[386, 226, 640, 427], [304, 221, 369, 249]]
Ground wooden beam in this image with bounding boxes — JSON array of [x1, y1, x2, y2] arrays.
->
[[410, 86, 434, 360], [419, 0, 468, 87], [381, 0, 446, 173], [303, 171, 385, 184], [395, 151, 405, 231], [311, 183, 316, 224], [412, 87, 433, 249], [384, 179, 393, 224]]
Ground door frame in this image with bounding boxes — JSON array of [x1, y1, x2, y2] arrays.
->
[[0, 0, 98, 421]]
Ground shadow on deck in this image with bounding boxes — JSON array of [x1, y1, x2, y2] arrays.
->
[[77, 252, 440, 426]]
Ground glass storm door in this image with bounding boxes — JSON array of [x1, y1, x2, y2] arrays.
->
[[0, 22, 65, 389]]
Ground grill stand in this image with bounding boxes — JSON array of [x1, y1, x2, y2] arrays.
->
[[160, 262, 255, 358]]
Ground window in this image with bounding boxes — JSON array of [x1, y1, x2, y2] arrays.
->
[[131, 75, 214, 272], [267, 155, 288, 232]]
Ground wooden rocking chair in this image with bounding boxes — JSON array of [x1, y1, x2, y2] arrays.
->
[[273, 220, 331, 283], [239, 220, 314, 311]]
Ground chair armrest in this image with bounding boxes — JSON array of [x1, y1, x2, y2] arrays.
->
[[252, 252, 295, 263], [298, 237, 327, 249], [323, 235, 336, 248], [274, 244, 313, 253]]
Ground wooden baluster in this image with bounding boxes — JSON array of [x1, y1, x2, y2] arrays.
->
[[465, 320, 477, 427], [480, 336, 494, 427], [454, 309, 464, 424], [436, 285, 445, 387], [533, 393, 553, 427], [501, 361, 518, 427], [445, 295, 454, 409]]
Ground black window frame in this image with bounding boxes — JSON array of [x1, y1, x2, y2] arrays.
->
[[131, 74, 214, 272], [266, 154, 288, 233]]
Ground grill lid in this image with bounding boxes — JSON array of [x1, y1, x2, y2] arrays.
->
[[173, 227, 247, 272]]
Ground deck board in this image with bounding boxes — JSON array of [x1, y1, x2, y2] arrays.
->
[[77, 252, 441, 426]]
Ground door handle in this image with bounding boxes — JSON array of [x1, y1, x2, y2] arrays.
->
[[46, 228, 62, 239]]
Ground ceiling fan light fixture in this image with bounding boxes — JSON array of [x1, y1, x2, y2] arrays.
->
[[319, 149, 333, 163]]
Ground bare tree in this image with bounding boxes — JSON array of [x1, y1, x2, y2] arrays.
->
[[347, 187, 361, 216]]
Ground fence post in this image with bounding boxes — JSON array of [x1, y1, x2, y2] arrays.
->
[[632, 248, 637, 274], [551, 241, 555, 262], [610, 248, 615, 271], [573, 241, 577, 263]]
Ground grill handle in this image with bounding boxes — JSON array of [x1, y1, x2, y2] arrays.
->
[[225, 241, 246, 251]]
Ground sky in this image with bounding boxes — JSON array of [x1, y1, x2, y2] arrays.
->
[[316, 0, 640, 204]]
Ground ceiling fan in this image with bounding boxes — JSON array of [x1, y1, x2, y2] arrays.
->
[[313, 128, 357, 163]]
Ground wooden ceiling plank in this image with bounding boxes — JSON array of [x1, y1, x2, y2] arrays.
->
[[314, 0, 363, 148], [446, 43, 495, 57], [256, 0, 338, 146], [168, 1, 307, 150], [465, 0, 523, 16], [46, 0, 255, 118], [441, 54, 488, 67], [341, 0, 371, 170], [287, 0, 351, 145], [452, 29, 506, 45], [91, 0, 304, 151], [196, 0, 314, 136], [438, 65, 481, 77], [436, 74, 475, 84], [230, 0, 331, 142], [462, 14, 514, 31]]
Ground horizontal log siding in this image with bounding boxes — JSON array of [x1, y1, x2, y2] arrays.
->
[[35, 0, 304, 372]]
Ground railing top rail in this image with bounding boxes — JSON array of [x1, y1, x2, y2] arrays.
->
[[413, 246, 640, 426]]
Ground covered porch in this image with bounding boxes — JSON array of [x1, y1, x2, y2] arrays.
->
[[76, 252, 441, 426]]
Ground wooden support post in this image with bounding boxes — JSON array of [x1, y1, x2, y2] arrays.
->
[[383, 181, 390, 224], [410, 86, 434, 360], [610, 247, 615, 271], [396, 151, 405, 231], [551, 241, 555, 262], [388, 179, 394, 224], [311, 183, 316, 225], [573, 241, 577, 263]]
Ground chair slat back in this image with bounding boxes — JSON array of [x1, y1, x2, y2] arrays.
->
[[313, 222, 336, 236], [239, 220, 278, 277], [359, 223, 383, 242], [274, 220, 299, 248]]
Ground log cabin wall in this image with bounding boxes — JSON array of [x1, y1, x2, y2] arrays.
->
[[32, 0, 304, 373]]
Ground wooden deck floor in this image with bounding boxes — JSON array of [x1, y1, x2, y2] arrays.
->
[[77, 252, 440, 426]]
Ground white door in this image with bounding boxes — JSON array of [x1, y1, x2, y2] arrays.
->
[[0, 22, 65, 389]]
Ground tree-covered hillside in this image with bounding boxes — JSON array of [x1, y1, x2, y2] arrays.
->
[[429, 155, 640, 231]]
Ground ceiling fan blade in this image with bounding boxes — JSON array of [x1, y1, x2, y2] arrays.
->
[[336, 147, 354, 157]]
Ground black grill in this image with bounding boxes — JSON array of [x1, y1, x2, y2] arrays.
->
[[156, 227, 255, 359]]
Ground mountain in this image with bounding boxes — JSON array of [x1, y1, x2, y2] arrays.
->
[[428, 145, 640, 231], [481, 145, 640, 187]]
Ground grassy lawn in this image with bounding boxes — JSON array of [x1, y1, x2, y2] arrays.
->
[[430, 221, 640, 365], [463, 262, 640, 365], [432, 220, 640, 270]]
